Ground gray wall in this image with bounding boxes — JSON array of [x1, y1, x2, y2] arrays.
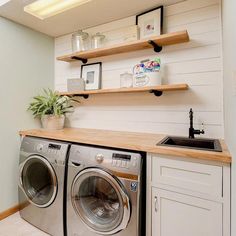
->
[[222, 0, 236, 234], [0, 17, 54, 212]]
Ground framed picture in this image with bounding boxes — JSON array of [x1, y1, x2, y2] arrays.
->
[[136, 6, 163, 39], [81, 62, 102, 90]]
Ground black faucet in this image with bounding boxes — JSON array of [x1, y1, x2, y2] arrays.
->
[[189, 108, 205, 139]]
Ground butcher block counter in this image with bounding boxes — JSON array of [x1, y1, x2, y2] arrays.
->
[[19, 128, 231, 164]]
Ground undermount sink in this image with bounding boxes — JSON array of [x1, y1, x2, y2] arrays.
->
[[158, 136, 222, 152]]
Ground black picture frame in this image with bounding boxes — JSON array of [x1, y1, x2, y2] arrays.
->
[[136, 5, 164, 36], [81, 62, 102, 90]]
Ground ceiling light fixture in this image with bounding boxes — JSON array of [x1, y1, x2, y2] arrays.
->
[[24, 0, 92, 20], [0, 0, 11, 7]]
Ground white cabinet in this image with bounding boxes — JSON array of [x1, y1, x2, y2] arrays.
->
[[152, 187, 222, 236], [146, 154, 231, 236]]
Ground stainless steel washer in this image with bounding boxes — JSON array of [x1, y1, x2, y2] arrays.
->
[[18, 136, 70, 236], [66, 145, 144, 236]]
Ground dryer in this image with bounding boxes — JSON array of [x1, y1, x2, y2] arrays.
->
[[19, 136, 70, 236], [66, 144, 145, 236]]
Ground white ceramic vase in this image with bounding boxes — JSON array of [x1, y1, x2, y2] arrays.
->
[[41, 115, 65, 130]]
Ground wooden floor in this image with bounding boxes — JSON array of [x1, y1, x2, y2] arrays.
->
[[0, 213, 49, 236]]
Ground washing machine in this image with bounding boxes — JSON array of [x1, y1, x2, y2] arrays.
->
[[66, 144, 145, 236], [18, 136, 70, 236]]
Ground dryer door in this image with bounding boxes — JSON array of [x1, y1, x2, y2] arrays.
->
[[19, 155, 57, 208], [71, 168, 131, 235]]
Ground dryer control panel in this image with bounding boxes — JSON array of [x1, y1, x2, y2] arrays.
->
[[20, 136, 69, 165], [36, 143, 61, 155]]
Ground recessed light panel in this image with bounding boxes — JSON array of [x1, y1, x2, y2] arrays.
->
[[24, 0, 91, 20]]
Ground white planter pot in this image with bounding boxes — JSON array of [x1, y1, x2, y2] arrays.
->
[[41, 115, 65, 130]]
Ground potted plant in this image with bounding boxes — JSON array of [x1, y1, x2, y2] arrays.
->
[[28, 89, 76, 130]]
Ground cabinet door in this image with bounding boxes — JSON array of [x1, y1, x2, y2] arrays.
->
[[152, 188, 222, 236]]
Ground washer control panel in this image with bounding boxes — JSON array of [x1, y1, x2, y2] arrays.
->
[[112, 153, 136, 169], [69, 145, 142, 175]]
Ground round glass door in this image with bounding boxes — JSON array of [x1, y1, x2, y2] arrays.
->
[[71, 168, 131, 235], [19, 155, 57, 208]]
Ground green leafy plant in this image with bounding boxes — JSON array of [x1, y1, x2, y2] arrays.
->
[[28, 89, 77, 118]]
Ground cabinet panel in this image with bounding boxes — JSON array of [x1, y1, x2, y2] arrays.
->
[[152, 187, 222, 236], [152, 155, 222, 197]]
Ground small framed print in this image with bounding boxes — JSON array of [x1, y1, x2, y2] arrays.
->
[[81, 62, 102, 90], [136, 6, 163, 39]]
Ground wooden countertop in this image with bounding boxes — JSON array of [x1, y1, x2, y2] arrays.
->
[[19, 128, 232, 164]]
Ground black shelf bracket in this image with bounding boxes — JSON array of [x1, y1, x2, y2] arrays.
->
[[74, 94, 89, 99], [71, 56, 88, 64], [150, 90, 163, 97], [148, 40, 163, 53]]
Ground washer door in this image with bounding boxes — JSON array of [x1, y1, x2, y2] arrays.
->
[[71, 168, 131, 235], [19, 155, 57, 208]]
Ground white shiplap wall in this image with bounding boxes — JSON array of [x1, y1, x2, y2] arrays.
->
[[55, 0, 224, 138]]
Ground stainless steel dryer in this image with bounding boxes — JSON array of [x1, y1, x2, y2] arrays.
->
[[19, 136, 69, 236], [66, 144, 144, 236]]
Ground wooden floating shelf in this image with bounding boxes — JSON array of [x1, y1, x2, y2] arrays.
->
[[57, 30, 189, 63], [59, 84, 189, 98]]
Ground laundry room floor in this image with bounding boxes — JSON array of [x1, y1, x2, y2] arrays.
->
[[0, 213, 49, 236]]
